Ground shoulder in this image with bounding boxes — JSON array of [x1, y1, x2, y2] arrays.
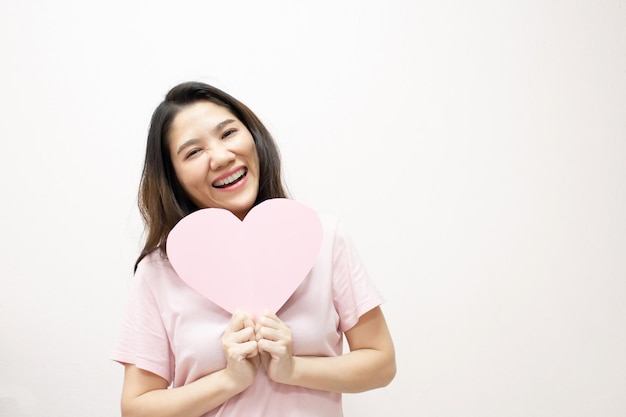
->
[[133, 249, 179, 293], [136, 248, 174, 273], [316, 211, 339, 232], [314, 211, 354, 247]]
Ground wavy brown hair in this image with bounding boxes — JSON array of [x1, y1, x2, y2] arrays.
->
[[135, 81, 288, 270]]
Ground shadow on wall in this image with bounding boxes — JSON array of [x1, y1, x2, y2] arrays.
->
[[0, 386, 36, 417]]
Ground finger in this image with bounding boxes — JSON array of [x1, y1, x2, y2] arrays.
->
[[226, 340, 258, 361], [262, 310, 279, 320], [242, 315, 256, 337], [224, 310, 247, 333], [261, 310, 281, 323], [256, 338, 270, 353], [257, 314, 283, 330], [257, 338, 289, 358], [240, 339, 259, 358], [256, 326, 284, 342], [224, 326, 255, 345], [246, 346, 259, 358]]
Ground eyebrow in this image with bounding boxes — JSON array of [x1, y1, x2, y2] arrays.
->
[[175, 118, 237, 155]]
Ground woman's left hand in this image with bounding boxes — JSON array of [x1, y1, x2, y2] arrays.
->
[[255, 311, 294, 384]]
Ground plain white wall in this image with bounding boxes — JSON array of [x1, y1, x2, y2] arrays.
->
[[1, 1, 625, 416]]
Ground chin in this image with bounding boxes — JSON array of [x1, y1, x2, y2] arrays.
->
[[227, 200, 256, 219]]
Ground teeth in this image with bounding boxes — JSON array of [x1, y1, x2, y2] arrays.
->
[[214, 168, 246, 187]]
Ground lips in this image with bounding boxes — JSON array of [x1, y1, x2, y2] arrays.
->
[[213, 167, 247, 188]]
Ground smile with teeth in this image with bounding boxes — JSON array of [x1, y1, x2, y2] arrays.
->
[[213, 167, 247, 188]]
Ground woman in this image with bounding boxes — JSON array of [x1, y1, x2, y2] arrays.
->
[[111, 81, 396, 417]]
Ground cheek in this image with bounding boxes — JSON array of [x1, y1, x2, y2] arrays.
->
[[174, 162, 203, 190], [253, 149, 260, 170], [172, 162, 189, 184], [248, 143, 260, 169]]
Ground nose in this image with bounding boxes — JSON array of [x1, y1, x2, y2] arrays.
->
[[208, 144, 235, 171]]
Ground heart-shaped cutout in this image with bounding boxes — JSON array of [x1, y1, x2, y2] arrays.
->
[[166, 198, 323, 315]]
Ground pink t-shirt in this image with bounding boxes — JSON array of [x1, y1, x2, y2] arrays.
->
[[111, 213, 384, 417]]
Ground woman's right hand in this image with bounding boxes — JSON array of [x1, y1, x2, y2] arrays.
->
[[221, 310, 260, 389], [120, 312, 260, 417]]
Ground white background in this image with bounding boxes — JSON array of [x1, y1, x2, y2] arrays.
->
[[1, 1, 625, 416]]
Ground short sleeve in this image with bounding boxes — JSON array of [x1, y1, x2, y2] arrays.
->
[[331, 220, 384, 332], [110, 259, 174, 383]]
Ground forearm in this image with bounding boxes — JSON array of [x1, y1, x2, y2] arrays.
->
[[257, 307, 396, 393], [121, 368, 245, 417], [288, 348, 396, 393], [122, 313, 260, 417]]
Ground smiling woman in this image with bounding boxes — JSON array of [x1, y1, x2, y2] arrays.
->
[[132, 82, 288, 270], [110, 81, 396, 417]]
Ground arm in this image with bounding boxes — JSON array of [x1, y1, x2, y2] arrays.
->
[[120, 312, 259, 417], [256, 306, 396, 393]]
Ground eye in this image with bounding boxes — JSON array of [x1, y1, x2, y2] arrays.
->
[[184, 148, 202, 160], [222, 128, 237, 139]]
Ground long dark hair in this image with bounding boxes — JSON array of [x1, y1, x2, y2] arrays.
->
[[135, 81, 288, 270]]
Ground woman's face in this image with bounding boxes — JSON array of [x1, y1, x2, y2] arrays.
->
[[168, 101, 260, 219]]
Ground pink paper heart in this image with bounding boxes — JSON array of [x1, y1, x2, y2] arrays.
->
[[166, 198, 323, 315]]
